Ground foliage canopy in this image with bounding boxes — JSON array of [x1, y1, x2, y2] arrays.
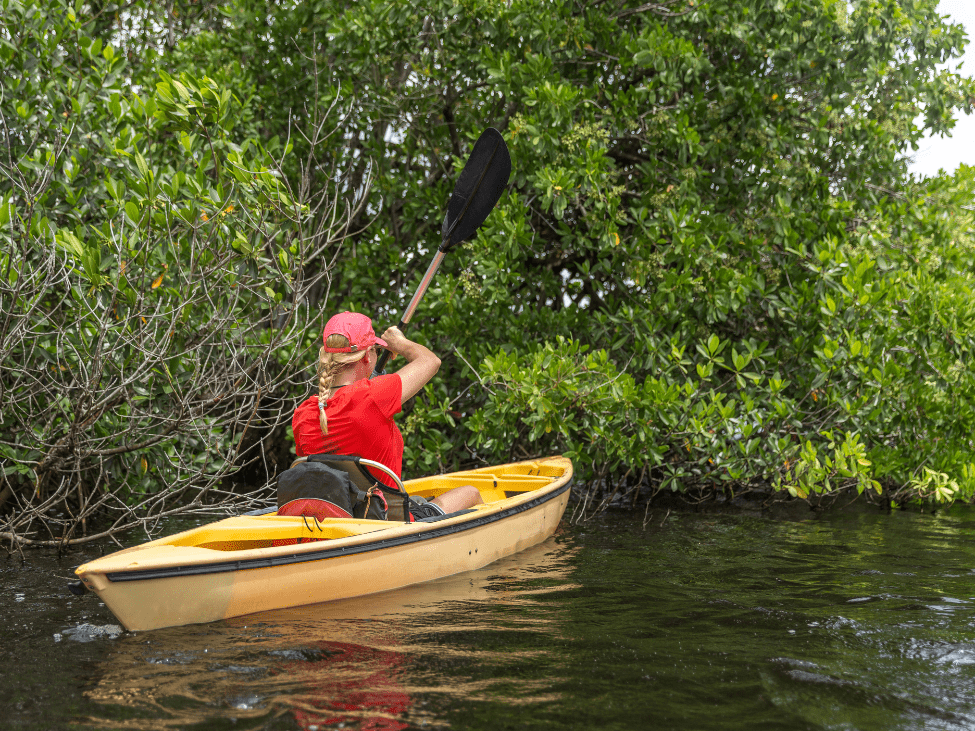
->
[[2, 0, 974, 542]]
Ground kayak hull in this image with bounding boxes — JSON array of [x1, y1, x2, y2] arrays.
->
[[76, 456, 572, 631]]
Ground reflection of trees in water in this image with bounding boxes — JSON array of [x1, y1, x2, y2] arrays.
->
[[80, 538, 577, 728]]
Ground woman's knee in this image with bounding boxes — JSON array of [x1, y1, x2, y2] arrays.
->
[[432, 484, 483, 512], [456, 484, 483, 506]]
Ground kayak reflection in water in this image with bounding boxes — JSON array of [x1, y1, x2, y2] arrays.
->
[[291, 311, 482, 518]]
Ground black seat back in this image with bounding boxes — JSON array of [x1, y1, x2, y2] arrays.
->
[[285, 454, 411, 521]]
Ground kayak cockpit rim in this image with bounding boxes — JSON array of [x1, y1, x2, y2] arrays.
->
[[137, 462, 565, 553], [102, 479, 571, 583]]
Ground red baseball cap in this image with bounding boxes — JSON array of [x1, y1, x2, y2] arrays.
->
[[322, 312, 387, 353]]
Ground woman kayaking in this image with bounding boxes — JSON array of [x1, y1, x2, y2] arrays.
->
[[292, 311, 482, 518]]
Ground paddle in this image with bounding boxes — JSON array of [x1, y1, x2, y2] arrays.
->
[[374, 127, 511, 376]]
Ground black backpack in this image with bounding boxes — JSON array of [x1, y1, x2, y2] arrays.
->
[[276, 454, 410, 521]]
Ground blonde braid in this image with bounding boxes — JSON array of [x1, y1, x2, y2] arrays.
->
[[316, 347, 338, 434], [316, 334, 369, 435]]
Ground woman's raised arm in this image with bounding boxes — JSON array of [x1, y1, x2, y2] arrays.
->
[[379, 326, 441, 404]]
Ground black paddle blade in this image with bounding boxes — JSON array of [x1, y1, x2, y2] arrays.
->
[[440, 128, 511, 252]]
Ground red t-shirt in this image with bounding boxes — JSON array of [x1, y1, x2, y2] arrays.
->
[[292, 374, 404, 488]]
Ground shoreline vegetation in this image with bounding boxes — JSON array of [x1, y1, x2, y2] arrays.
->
[[0, 476, 940, 553], [2, 0, 975, 550], [569, 476, 949, 526]]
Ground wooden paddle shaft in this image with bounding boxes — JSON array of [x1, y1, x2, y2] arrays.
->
[[374, 249, 446, 374], [401, 249, 446, 327]]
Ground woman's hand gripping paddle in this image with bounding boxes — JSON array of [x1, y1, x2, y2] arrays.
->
[[374, 128, 512, 375]]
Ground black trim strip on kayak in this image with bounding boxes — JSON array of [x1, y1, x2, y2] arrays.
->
[[105, 482, 571, 583]]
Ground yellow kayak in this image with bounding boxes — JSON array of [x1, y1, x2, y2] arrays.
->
[[74, 456, 573, 631]]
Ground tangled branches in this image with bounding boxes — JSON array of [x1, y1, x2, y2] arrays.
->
[[0, 18, 370, 548]]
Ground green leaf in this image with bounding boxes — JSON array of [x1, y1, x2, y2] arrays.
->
[[172, 79, 192, 102], [156, 83, 175, 104], [633, 50, 654, 66], [135, 151, 150, 181], [56, 230, 85, 258]]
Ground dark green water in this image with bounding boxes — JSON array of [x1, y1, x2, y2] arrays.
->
[[4, 506, 975, 730]]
